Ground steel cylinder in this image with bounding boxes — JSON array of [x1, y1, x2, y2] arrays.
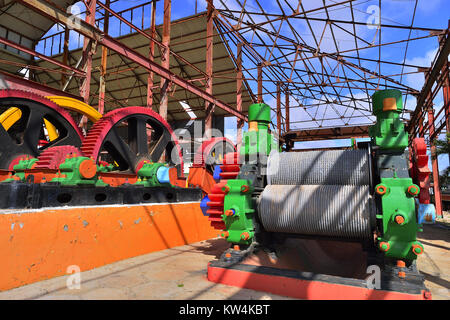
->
[[267, 150, 370, 186], [258, 184, 374, 239]]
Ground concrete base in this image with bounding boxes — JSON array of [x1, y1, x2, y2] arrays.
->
[[0, 202, 218, 291], [0, 219, 448, 300]]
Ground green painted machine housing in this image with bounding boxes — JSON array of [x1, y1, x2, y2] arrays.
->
[[240, 103, 274, 160], [375, 178, 423, 261], [224, 103, 274, 245], [369, 89, 408, 150], [222, 179, 255, 245], [370, 89, 423, 261], [135, 162, 172, 187], [51, 156, 98, 186], [13, 158, 38, 180]]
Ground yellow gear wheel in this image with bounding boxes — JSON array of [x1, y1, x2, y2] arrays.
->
[[0, 96, 102, 141]]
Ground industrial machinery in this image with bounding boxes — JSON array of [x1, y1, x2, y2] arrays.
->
[[0, 89, 232, 209], [206, 89, 434, 300]]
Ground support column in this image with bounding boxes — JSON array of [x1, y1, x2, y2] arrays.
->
[[204, 0, 214, 140], [147, 0, 157, 109], [257, 63, 263, 103], [428, 105, 443, 217], [276, 82, 281, 137], [285, 88, 290, 133], [236, 42, 243, 150], [159, 0, 171, 121], [79, 0, 97, 130], [98, 0, 110, 115], [61, 27, 70, 88]]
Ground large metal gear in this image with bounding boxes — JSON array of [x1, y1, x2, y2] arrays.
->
[[206, 152, 241, 230], [81, 107, 184, 173], [34, 145, 84, 170], [193, 137, 236, 169], [0, 90, 83, 169]]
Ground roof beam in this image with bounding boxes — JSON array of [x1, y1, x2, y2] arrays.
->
[[17, 0, 247, 121]]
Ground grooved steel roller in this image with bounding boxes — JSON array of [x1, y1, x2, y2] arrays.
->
[[267, 150, 370, 186], [258, 184, 374, 239]]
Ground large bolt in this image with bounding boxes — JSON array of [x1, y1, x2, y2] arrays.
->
[[224, 209, 235, 217], [379, 241, 390, 252], [412, 244, 423, 255], [222, 185, 230, 194], [240, 232, 250, 240], [407, 185, 419, 196], [394, 215, 405, 225], [240, 185, 250, 193], [376, 184, 387, 195]]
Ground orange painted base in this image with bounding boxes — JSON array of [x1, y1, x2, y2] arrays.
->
[[0, 202, 219, 291]]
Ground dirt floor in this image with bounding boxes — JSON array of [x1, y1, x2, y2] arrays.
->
[[0, 218, 448, 300]]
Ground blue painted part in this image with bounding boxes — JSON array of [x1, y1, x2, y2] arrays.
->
[[156, 166, 171, 184], [417, 203, 436, 224], [213, 165, 222, 181], [200, 195, 210, 216]]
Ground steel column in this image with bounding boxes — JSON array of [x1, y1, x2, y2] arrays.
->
[[285, 88, 290, 132], [236, 42, 243, 150], [80, 0, 97, 104], [61, 27, 70, 88], [98, 0, 110, 115], [257, 63, 263, 103], [147, 0, 157, 109], [276, 82, 281, 137], [159, 0, 171, 122], [427, 104, 443, 217], [204, 0, 214, 140]]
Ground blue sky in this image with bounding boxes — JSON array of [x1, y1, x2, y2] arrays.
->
[[35, 0, 450, 172]]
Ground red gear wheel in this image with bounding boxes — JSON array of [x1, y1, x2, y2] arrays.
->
[[410, 138, 432, 204], [81, 107, 183, 171], [0, 89, 84, 169], [35, 145, 83, 170], [206, 152, 241, 230], [193, 137, 236, 167]]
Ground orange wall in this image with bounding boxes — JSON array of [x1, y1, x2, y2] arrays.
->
[[0, 202, 219, 291]]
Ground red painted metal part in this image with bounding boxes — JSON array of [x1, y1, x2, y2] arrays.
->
[[427, 107, 443, 217], [35, 146, 83, 170], [192, 137, 236, 167], [81, 107, 184, 170], [411, 138, 432, 204], [206, 152, 241, 230], [97, 172, 138, 187], [0, 170, 14, 182], [207, 263, 432, 300], [0, 71, 81, 100]]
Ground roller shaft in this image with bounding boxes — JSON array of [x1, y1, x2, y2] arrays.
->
[[258, 184, 374, 239], [267, 150, 370, 186]]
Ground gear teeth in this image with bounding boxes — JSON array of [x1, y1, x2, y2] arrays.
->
[[206, 152, 241, 230], [81, 107, 184, 170], [35, 146, 83, 169]]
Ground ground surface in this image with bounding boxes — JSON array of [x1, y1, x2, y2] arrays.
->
[[0, 219, 448, 300]]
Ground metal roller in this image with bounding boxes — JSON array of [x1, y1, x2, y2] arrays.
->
[[267, 150, 370, 186], [258, 184, 374, 239]]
